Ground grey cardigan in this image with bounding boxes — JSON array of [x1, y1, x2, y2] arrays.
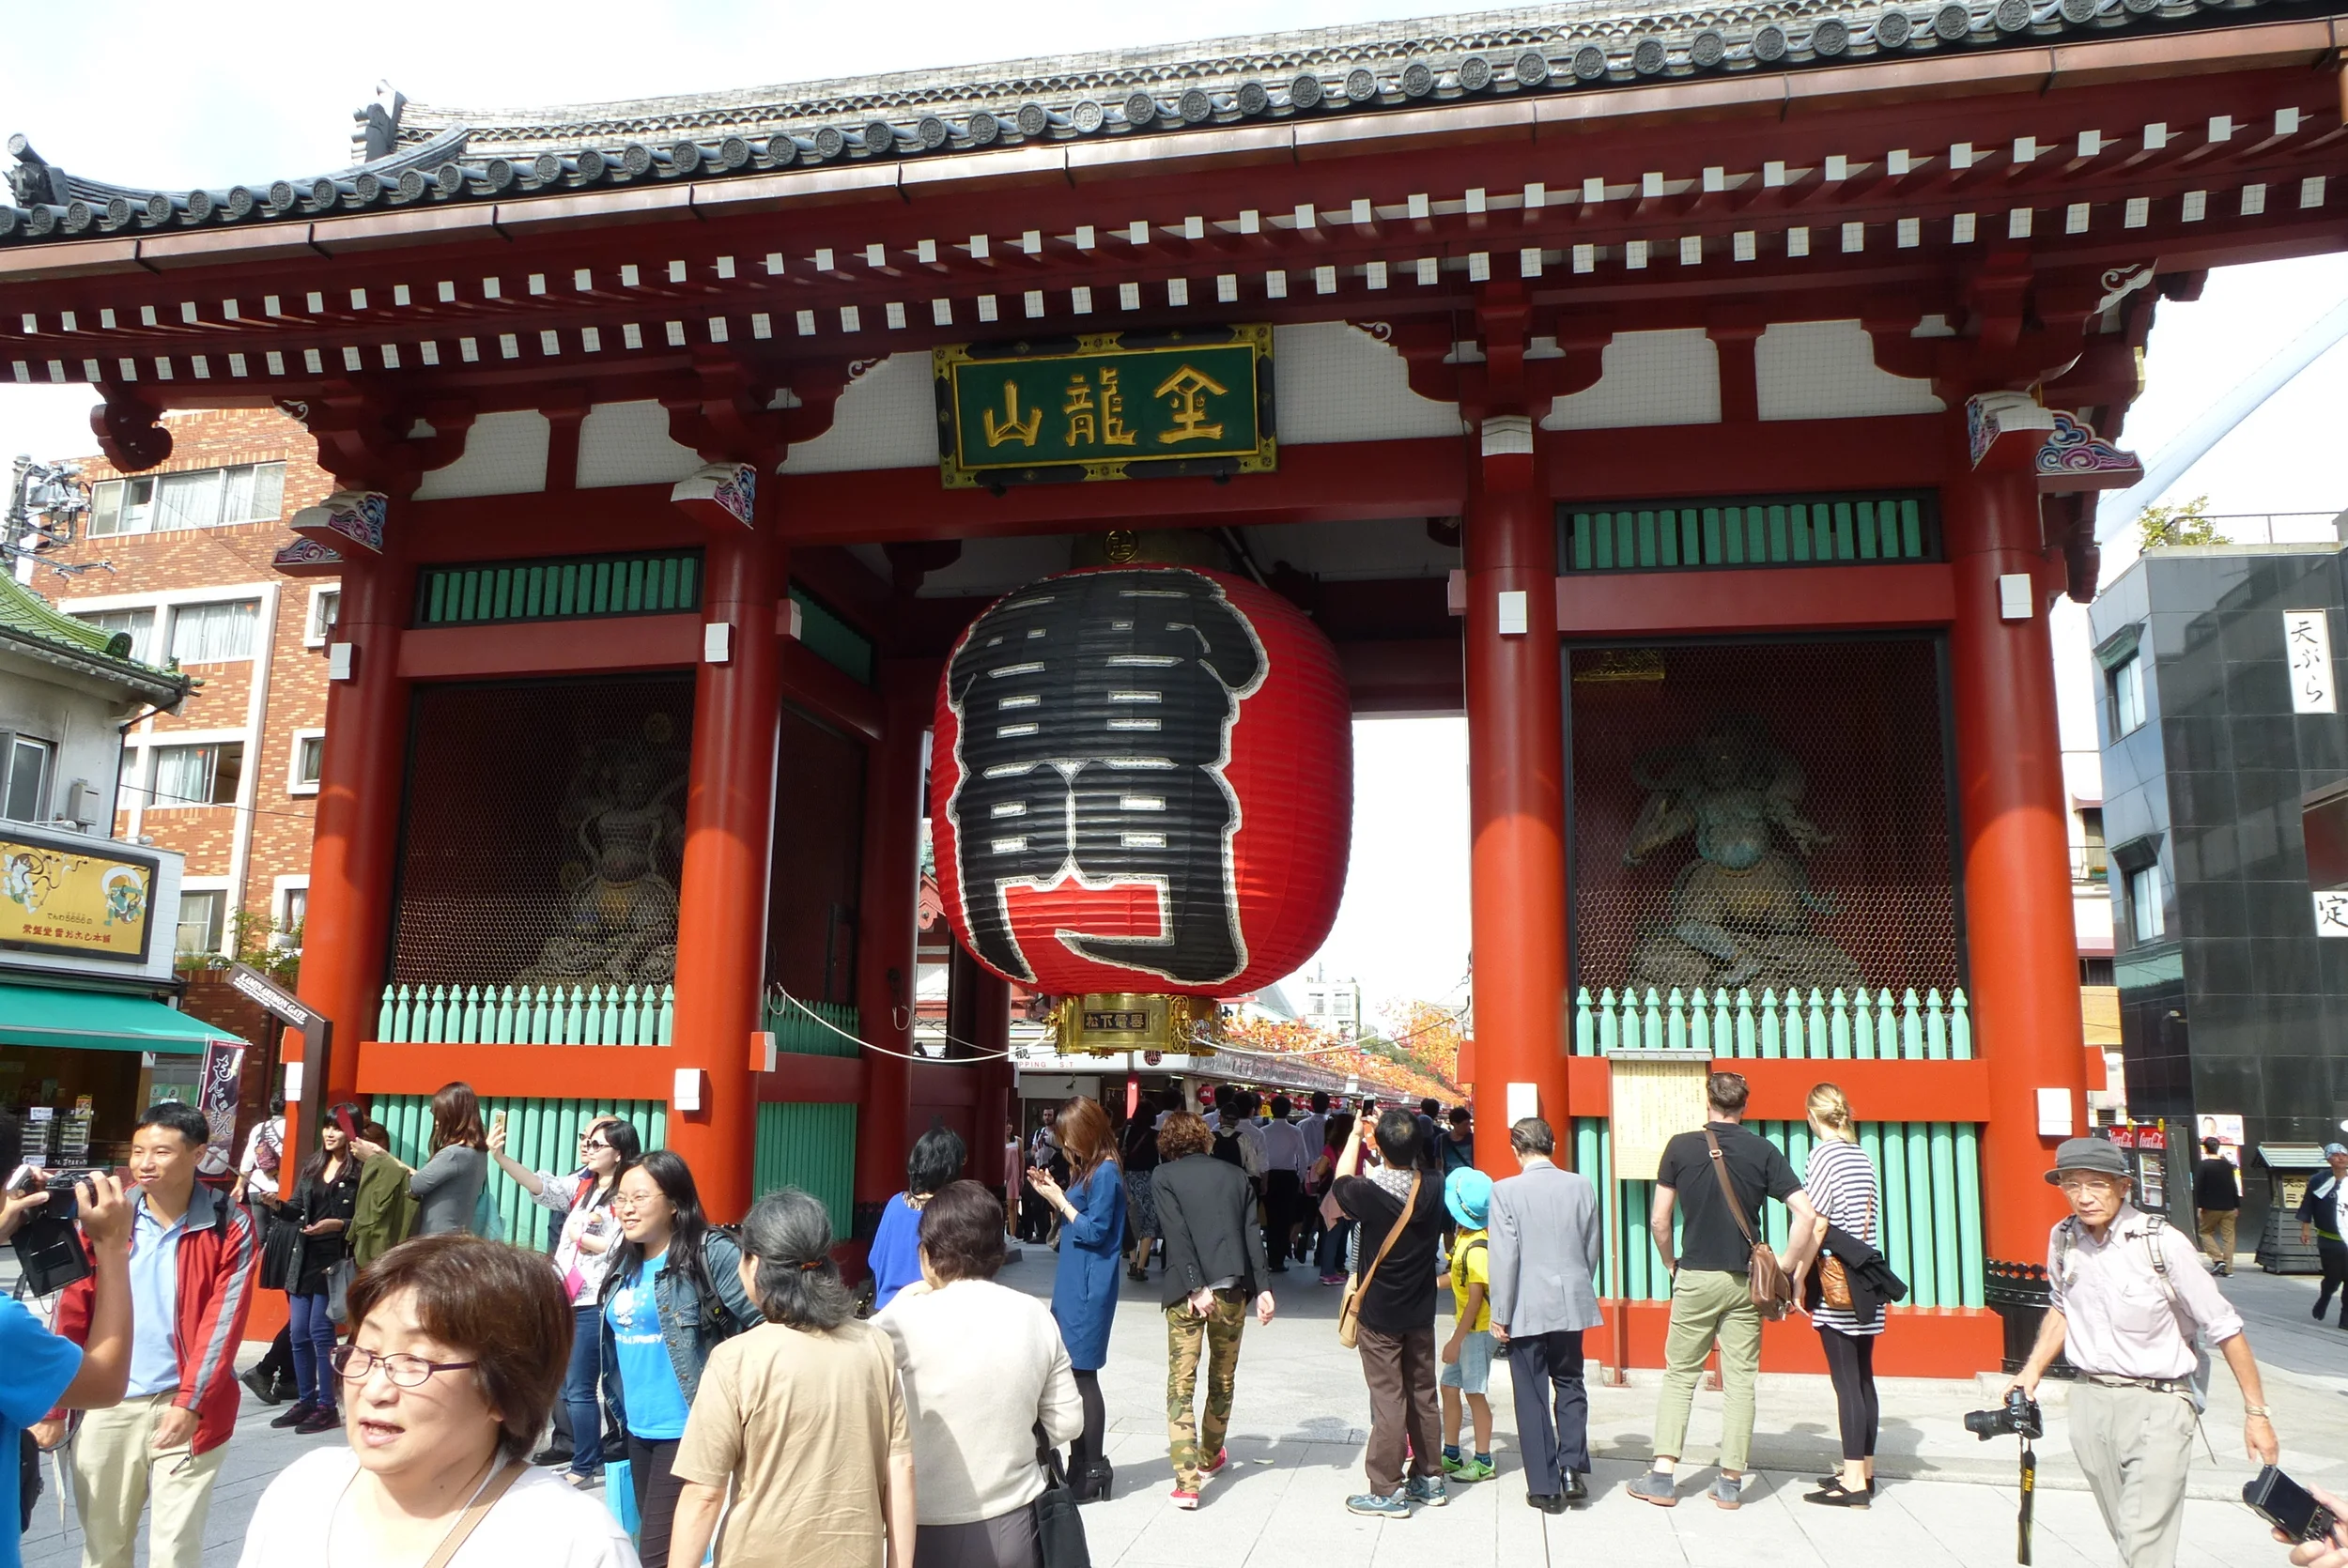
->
[[1487, 1160, 1605, 1336], [407, 1145, 487, 1237]]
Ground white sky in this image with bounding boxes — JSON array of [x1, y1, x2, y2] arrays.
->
[[3, 2, 2342, 1025]]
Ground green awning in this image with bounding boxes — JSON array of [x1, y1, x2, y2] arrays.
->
[[0, 983, 243, 1054]]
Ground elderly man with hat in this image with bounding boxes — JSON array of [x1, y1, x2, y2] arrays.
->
[[2296, 1143, 2348, 1327], [1486, 1116, 1604, 1514], [2009, 1136, 2280, 1568]]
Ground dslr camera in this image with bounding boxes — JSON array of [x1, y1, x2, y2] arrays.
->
[[1964, 1386, 2045, 1441], [7, 1164, 104, 1294]]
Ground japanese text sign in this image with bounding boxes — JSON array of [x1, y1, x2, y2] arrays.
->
[[0, 838, 156, 961], [2284, 610, 2336, 715], [935, 327, 1274, 488]]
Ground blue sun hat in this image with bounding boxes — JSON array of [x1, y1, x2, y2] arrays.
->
[[1445, 1166, 1493, 1230]]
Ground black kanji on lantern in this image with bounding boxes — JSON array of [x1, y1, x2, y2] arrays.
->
[[943, 568, 1268, 987]]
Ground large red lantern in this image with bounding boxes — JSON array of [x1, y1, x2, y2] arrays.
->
[[930, 564, 1351, 1002]]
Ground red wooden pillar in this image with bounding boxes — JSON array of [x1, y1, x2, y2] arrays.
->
[[294, 541, 413, 1128], [1943, 422, 2088, 1265], [666, 523, 783, 1223], [852, 660, 930, 1230], [972, 968, 1014, 1179], [1462, 414, 1571, 1171]]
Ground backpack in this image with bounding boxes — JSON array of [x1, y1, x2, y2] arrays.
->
[[2054, 1212, 2211, 1410], [1211, 1127, 1245, 1170], [690, 1224, 747, 1343]]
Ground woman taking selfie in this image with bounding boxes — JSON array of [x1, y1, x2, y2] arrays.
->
[[272, 1104, 366, 1436], [234, 1234, 637, 1567], [601, 1150, 755, 1567], [349, 1082, 490, 1237], [488, 1115, 641, 1483], [1026, 1096, 1122, 1501]]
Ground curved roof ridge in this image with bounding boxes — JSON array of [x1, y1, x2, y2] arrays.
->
[[0, 571, 190, 700]]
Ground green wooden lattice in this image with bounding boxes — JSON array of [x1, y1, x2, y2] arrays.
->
[[1564, 493, 1939, 573], [371, 1095, 667, 1255], [415, 550, 703, 627], [756, 1102, 857, 1239]]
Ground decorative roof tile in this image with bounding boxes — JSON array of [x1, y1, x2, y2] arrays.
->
[[0, 0, 2325, 246], [0, 573, 190, 703]]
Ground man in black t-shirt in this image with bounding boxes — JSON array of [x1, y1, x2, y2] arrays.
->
[[2192, 1137, 2241, 1277], [1628, 1072, 1819, 1512], [1329, 1108, 1447, 1517]]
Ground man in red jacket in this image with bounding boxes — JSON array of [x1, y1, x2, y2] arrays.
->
[[34, 1101, 255, 1568]]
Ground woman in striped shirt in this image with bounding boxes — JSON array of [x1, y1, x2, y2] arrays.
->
[[1800, 1084, 1881, 1510]]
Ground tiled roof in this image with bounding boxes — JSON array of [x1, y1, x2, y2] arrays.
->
[[0, 0, 2326, 246], [0, 573, 190, 703]]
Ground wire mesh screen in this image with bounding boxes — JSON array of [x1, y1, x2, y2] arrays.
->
[[393, 675, 695, 990], [1568, 638, 1959, 999]]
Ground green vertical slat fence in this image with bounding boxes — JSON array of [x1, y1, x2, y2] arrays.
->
[[1573, 987, 1970, 1059], [413, 549, 703, 628], [755, 1103, 857, 1237], [371, 1095, 667, 1255], [761, 994, 863, 1058], [375, 984, 673, 1046], [1568, 1116, 1983, 1308], [1562, 493, 1939, 573]]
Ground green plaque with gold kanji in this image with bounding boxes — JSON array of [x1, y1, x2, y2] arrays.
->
[[934, 325, 1275, 488]]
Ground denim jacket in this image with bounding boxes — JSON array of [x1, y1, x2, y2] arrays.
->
[[599, 1228, 757, 1432]]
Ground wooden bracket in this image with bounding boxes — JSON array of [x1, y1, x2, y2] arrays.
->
[[89, 387, 172, 472], [296, 380, 475, 498]]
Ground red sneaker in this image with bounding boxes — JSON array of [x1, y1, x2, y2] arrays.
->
[[1171, 1488, 1199, 1510], [1201, 1449, 1229, 1479]]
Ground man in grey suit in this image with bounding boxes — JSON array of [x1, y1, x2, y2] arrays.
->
[[1488, 1116, 1605, 1514]]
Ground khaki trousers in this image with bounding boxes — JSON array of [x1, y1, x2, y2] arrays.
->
[[2070, 1380, 2198, 1568], [70, 1391, 227, 1568], [2195, 1210, 2236, 1268], [1652, 1268, 1764, 1473], [1355, 1324, 1443, 1495]]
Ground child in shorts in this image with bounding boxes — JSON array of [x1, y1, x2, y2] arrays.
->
[[1441, 1167, 1497, 1481]]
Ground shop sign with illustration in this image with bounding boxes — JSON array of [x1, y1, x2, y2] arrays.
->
[[935, 326, 1274, 487], [0, 838, 157, 961]]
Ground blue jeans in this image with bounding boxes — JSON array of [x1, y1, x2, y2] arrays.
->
[[288, 1291, 337, 1410], [1317, 1217, 1353, 1277], [564, 1302, 603, 1476]]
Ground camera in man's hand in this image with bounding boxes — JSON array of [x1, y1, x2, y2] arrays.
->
[[6, 1164, 105, 1294], [1965, 1387, 2045, 1441]]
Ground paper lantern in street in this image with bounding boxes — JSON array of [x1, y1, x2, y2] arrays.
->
[[929, 564, 1352, 1005]]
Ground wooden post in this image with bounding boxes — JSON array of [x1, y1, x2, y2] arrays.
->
[[852, 662, 931, 1236]]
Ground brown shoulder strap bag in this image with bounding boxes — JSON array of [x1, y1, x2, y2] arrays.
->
[[1337, 1171, 1421, 1350], [1705, 1129, 1792, 1321]]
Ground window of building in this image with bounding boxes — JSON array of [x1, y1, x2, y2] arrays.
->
[[288, 730, 325, 795], [1, 735, 53, 822], [175, 889, 225, 956], [149, 742, 243, 807], [89, 463, 284, 535], [304, 587, 341, 648], [2109, 654, 2147, 737], [274, 882, 307, 949], [167, 600, 260, 664], [70, 607, 158, 664], [2126, 862, 2165, 943], [2078, 807, 2107, 882]]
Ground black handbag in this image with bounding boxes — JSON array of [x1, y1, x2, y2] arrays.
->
[[1031, 1428, 1091, 1568]]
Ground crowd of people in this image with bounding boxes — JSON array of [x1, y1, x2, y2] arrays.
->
[[0, 1074, 2334, 1568]]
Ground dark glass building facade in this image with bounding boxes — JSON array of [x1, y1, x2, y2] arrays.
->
[[2089, 540, 2348, 1247]]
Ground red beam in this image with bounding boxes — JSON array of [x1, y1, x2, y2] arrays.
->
[[395, 613, 701, 680], [780, 640, 884, 741], [356, 1042, 677, 1100], [1544, 416, 1946, 496], [1340, 638, 1463, 715], [756, 1053, 866, 1105], [775, 438, 1465, 544], [1565, 1055, 1991, 1123], [1606, 1299, 2002, 1376], [1558, 561, 1955, 638], [910, 1059, 983, 1110]]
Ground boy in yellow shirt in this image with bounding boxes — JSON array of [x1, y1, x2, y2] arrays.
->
[[1441, 1168, 1496, 1481]]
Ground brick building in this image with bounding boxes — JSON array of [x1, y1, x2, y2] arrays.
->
[[39, 407, 335, 964]]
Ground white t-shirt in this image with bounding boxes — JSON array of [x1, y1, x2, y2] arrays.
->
[[237, 1447, 640, 1568]]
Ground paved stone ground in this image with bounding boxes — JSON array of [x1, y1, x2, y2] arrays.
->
[[18, 1248, 2344, 1565]]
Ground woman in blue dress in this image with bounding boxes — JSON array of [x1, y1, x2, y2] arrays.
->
[[1025, 1095, 1124, 1501]]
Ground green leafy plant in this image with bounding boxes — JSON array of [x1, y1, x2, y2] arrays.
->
[[2136, 496, 2227, 550]]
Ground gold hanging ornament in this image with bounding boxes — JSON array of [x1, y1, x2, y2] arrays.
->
[[1050, 992, 1220, 1056]]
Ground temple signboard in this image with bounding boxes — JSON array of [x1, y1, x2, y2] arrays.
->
[[934, 326, 1274, 488], [0, 838, 156, 962]]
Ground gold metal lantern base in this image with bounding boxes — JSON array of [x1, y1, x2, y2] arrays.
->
[[1050, 992, 1219, 1056]]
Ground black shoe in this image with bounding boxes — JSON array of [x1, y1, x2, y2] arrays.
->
[[1072, 1460, 1114, 1503], [269, 1401, 317, 1429], [1564, 1472, 1589, 1506], [2316, 1298, 2333, 1322], [295, 1407, 341, 1436], [1815, 1475, 1875, 1491], [1804, 1480, 1872, 1510], [533, 1445, 575, 1468], [241, 1368, 286, 1406], [1527, 1491, 1568, 1514]]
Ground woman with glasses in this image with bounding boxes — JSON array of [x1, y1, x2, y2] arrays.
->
[[601, 1150, 756, 1568], [270, 1102, 366, 1437], [669, 1188, 915, 1568], [488, 1115, 641, 1484], [235, 1233, 637, 1567]]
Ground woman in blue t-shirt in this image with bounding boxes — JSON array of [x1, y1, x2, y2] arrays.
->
[[600, 1150, 755, 1568], [868, 1126, 965, 1312]]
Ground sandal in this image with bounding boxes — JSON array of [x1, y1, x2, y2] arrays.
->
[[1803, 1480, 1871, 1510]]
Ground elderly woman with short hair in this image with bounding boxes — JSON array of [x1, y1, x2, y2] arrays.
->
[[877, 1180, 1084, 1568], [667, 1190, 915, 1568], [235, 1234, 638, 1566]]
